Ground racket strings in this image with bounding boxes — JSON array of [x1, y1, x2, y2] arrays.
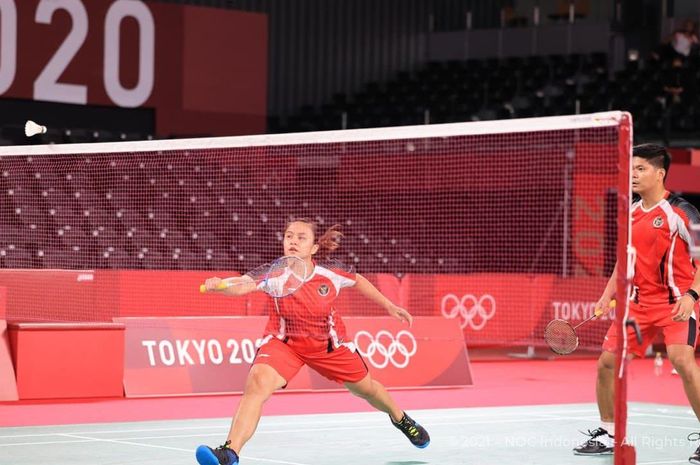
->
[[261, 256, 308, 298], [544, 320, 579, 355]]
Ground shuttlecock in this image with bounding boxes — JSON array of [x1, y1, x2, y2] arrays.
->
[[25, 120, 47, 137]]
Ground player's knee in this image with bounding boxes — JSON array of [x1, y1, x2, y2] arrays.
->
[[244, 369, 278, 399], [348, 380, 376, 399], [668, 352, 697, 377], [598, 352, 615, 372]]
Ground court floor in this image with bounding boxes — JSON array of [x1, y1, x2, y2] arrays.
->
[[0, 402, 696, 465]]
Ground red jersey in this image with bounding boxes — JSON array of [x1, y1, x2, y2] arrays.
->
[[630, 191, 699, 306], [257, 259, 357, 348]]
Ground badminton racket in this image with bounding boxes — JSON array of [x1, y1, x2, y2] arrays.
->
[[200, 255, 307, 298], [544, 299, 617, 355]]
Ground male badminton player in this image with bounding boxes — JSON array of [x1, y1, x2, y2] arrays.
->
[[195, 219, 430, 465], [574, 144, 700, 463]]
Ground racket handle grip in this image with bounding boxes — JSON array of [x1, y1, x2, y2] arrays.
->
[[594, 299, 617, 317], [199, 282, 230, 293]]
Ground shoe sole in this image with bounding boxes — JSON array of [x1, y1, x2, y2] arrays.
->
[[414, 440, 430, 449], [196, 446, 221, 465], [573, 450, 613, 456]]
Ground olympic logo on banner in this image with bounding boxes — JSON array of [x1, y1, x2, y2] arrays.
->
[[441, 294, 496, 330], [354, 330, 417, 369]]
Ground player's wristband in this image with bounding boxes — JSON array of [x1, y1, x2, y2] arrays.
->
[[685, 289, 699, 302]]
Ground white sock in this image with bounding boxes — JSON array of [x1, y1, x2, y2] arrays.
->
[[602, 421, 615, 436]]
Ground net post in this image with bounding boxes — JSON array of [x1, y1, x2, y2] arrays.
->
[[614, 112, 635, 465]]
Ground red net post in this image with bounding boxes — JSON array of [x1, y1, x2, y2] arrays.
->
[[613, 112, 635, 465]]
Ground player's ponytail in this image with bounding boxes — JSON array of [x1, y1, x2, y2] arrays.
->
[[316, 224, 343, 258]]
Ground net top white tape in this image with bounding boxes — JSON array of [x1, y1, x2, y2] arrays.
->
[[0, 111, 627, 157]]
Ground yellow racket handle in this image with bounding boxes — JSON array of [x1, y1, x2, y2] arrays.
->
[[199, 281, 230, 293], [594, 299, 616, 317]]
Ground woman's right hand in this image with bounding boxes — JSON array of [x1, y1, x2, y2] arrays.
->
[[204, 277, 223, 292]]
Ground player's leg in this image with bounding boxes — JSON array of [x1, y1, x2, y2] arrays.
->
[[664, 311, 700, 418], [667, 343, 700, 418], [196, 339, 302, 465], [574, 315, 651, 456], [573, 349, 616, 456], [662, 316, 700, 464], [596, 350, 616, 426], [302, 343, 430, 448], [226, 363, 287, 452], [344, 372, 402, 421], [345, 373, 430, 448]]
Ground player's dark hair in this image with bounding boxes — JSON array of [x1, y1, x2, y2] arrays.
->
[[285, 218, 343, 258], [633, 143, 671, 181]]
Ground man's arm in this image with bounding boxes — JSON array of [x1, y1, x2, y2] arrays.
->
[[671, 271, 700, 321], [593, 262, 619, 317], [671, 198, 700, 320], [600, 262, 618, 301], [688, 272, 700, 297]]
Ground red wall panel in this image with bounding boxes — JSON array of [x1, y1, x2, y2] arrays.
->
[[2, 1, 267, 137]]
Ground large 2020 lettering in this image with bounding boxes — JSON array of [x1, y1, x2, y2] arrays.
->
[[0, 0, 154, 107], [573, 195, 605, 275]]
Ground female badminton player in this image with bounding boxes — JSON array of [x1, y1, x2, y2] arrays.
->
[[195, 219, 430, 465]]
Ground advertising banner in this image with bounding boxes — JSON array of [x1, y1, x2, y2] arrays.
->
[[117, 316, 471, 397]]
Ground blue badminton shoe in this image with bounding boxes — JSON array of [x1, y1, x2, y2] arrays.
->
[[196, 440, 239, 465]]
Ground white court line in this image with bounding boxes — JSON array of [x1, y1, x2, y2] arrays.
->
[[0, 419, 581, 447], [538, 413, 700, 431], [0, 425, 227, 439], [0, 408, 601, 439], [0, 416, 591, 445], [59, 433, 195, 453], [628, 421, 699, 431], [1, 416, 682, 447], [632, 413, 698, 421], [0, 439, 93, 446], [0, 409, 690, 445], [638, 461, 686, 464], [60, 433, 311, 465], [534, 410, 698, 424]]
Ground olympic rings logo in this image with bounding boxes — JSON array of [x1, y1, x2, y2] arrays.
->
[[441, 294, 496, 330], [354, 330, 417, 369]]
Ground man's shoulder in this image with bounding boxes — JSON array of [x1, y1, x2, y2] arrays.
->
[[668, 193, 700, 223]]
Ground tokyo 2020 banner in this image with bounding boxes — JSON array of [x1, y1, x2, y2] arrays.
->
[[116, 316, 471, 397]]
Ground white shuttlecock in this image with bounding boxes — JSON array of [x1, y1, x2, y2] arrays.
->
[[25, 120, 47, 137]]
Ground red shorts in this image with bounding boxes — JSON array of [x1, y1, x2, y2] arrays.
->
[[602, 301, 699, 357], [253, 337, 369, 385]]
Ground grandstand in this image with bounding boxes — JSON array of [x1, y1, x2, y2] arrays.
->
[[0, 135, 612, 275]]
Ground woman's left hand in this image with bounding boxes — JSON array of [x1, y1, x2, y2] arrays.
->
[[388, 305, 413, 327]]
